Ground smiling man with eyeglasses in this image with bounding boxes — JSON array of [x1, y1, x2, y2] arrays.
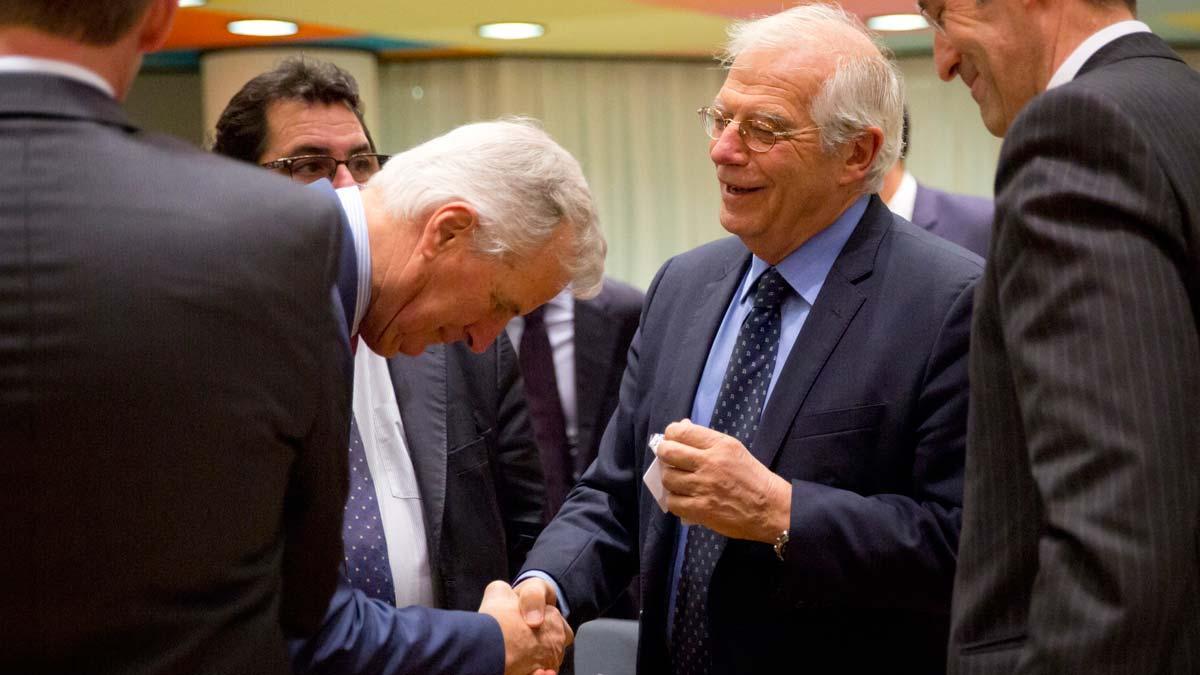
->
[[514, 4, 981, 673]]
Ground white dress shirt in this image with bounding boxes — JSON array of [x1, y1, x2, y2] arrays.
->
[[1047, 20, 1151, 90], [885, 170, 919, 222], [0, 55, 115, 98], [505, 289, 578, 447], [338, 187, 435, 608]]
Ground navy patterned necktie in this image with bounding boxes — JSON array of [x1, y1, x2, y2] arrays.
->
[[670, 267, 789, 675], [343, 415, 395, 602]]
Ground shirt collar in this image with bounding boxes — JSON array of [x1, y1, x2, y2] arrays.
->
[[335, 186, 373, 336], [884, 171, 918, 222], [1047, 20, 1151, 90], [739, 194, 869, 307], [0, 56, 115, 98]]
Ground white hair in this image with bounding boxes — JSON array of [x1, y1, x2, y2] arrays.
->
[[367, 118, 605, 298], [722, 3, 904, 193]]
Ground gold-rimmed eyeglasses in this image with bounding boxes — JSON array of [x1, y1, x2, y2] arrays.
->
[[262, 153, 390, 184], [697, 107, 816, 153]]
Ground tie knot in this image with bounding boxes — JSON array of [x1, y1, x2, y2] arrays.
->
[[524, 304, 546, 328], [752, 267, 789, 310]]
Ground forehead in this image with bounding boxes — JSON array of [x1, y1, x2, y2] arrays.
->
[[261, 99, 369, 160], [716, 47, 831, 118]]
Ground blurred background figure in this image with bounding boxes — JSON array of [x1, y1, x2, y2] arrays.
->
[[879, 107, 992, 257], [0, 1, 351, 673]]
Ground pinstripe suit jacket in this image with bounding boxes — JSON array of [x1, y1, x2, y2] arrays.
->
[[949, 33, 1200, 674]]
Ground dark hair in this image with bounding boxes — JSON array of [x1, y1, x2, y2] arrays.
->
[[212, 56, 376, 163], [0, 0, 152, 45]]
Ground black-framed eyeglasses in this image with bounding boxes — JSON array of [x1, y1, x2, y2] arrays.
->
[[697, 107, 816, 153], [262, 153, 390, 184]]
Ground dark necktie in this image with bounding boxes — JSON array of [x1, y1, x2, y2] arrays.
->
[[343, 414, 395, 602], [519, 305, 572, 522], [670, 267, 789, 675]]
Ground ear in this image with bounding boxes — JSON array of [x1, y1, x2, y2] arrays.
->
[[837, 126, 884, 186], [137, 0, 178, 54], [414, 202, 479, 260]]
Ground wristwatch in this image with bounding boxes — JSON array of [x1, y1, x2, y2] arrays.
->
[[773, 529, 789, 561]]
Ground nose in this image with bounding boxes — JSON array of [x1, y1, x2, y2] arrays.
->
[[709, 124, 749, 167], [933, 32, 960, 82], [331, 163, 357, 189], [464, 317, 507, 354]]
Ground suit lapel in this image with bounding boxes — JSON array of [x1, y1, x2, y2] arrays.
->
[[750, 197, 888, 469], [573, 297, 614, 459], [386, 346, 449, 566], [644, 247, 748, 567]]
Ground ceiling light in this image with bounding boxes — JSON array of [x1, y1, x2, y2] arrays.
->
[[227, 19, 299, 37], [866, 14, 931, 32], [477, 22, 545, 40], [178, 0, 206, 7]]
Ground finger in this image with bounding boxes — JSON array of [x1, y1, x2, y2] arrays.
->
[[664, 419, 726, 449], [480, 579, 514, 606], [516, 579, 551, 627], [660, 463, 699, 496], [655, 439, 703, 471]]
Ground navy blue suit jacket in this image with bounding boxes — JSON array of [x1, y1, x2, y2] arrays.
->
[[290, 182, 505, 675], [911, 183, 993, 258], [521, 196, 981, 673]]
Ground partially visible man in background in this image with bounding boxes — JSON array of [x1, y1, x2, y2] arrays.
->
[[926, 0, 1200, 671], [214, 58, 554, 674], [0, 1, 350, 673], [878, 107, 992, 257]]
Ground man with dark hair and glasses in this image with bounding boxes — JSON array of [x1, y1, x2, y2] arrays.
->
[[513, 3, 981, 673]]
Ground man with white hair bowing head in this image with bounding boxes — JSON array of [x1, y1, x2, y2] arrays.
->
[[514, 4, 982, 673]]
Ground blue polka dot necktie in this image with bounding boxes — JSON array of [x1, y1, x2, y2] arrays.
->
[[670, 267, 789, 675], [342, 415, 395, 603]]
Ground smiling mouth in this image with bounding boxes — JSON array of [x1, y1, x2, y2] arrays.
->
[[724, 184, 762, 195]]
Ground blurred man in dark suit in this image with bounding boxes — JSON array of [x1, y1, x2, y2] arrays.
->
[[0, 2, 349, 672], [927, 0, 1200, 671], [515, 4, 980, 673], [879, 107, 992, 257]]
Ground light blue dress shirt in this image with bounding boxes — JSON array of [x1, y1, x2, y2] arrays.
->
[[665, 195, 867, 633]]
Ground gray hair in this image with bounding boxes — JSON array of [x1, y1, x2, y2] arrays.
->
[[368, 118, 605, 298], [721, 3, 904, 194]]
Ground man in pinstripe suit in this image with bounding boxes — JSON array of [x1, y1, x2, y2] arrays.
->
[[926, 0, 1200, 671]]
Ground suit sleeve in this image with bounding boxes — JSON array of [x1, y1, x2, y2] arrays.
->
[[489, 332, 546, 575], [996, 89, 1200, 673], [518, 264, 671, 626], [778, 271, 973, 613], [289, 577, 505, 675], [280, 199, 353, 636]]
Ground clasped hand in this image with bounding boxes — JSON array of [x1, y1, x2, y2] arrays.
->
[[479, 580, 573, 675], [656, 419, 791, 543]]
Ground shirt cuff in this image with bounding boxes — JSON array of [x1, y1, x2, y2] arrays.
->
[[515, 570, 571, 618]]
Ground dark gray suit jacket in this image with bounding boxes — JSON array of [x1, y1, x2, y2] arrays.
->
[[523, 196, 981, 673], [912, 183, 993, 258], [569, 278, 644, 486], [0, 74, 350, 674], [389, 336, 544, 610], [949, 33, 1200, 674]]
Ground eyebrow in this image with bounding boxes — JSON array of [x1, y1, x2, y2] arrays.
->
[[711, 101, 792, 127], [279, 143, 373, 158]]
